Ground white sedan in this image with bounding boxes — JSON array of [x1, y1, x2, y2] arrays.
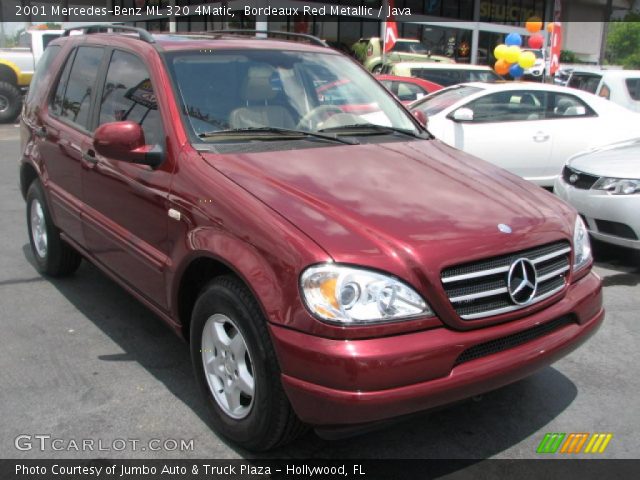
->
[[411, 82, 640, 187], [554, 139, 640, 251]]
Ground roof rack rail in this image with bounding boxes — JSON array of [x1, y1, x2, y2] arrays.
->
[[206, 30, 328, 47], [62, 24, 155, 44]]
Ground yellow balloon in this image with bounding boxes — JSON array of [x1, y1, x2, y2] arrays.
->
[[504, 45, 521, 64], [494, 44, 508, 61], [518, 51, 537, 69]]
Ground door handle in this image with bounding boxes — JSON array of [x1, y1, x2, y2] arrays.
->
[[533, 132, 550, 142], [82, 150, 98, 165]]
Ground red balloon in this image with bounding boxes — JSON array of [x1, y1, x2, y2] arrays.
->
[[528, 34, 544, 50]]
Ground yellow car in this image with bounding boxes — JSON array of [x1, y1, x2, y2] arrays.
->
[[353, 37, 454, 73]]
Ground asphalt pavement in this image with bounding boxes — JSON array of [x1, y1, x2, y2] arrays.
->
[[0, 123, 638, 460]]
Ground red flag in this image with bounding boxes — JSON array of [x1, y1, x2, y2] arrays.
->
[[384, 21, 398, 53], [549, 22, 562, 75], [548, 0, 562, 76]]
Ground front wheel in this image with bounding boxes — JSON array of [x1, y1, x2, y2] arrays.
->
[[371, 64, 383, 74], [190, 276, 306, 451]]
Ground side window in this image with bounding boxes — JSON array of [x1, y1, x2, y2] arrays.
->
[[396, 82, 427, 102], [50, 50, 75, 117], [549, 93, 595, 118], [26, 45, 61, 103], [50, 46, 104, 129], [98, 50, 162, 146], [464, 90, 546, 122], [413, 69, 459, 87], [625, 78, 640, 101], [568, 73, 601, 94]]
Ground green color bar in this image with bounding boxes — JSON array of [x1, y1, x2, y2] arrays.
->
[[537, 433, 566, 454], [548, 433, 566, 453]]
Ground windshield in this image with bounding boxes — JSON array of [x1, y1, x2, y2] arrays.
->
[[410, 68, 501, 87], [392, 41, 428, 54], [411, 85, 483, 116], [165, 49, 419, 144]]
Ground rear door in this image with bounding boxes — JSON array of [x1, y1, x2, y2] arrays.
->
[[81, 48, 173, 310], [38, 45, 106, 246]]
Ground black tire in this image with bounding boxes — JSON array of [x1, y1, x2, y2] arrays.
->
[[371, 64, 383, 74], [0, 81, 23, 123], [26, 180, 82, 276], [190, 275, 306, 451]]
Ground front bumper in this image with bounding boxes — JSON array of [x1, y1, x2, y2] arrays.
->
[[270, 271, 603, 426], [555, 176, 640, 250]]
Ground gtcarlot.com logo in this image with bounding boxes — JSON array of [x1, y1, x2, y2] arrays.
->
[[15, 434, 194, 452], [536, 432, 613, 454]]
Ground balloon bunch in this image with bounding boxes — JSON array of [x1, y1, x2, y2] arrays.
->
[[493, 19, 544, 79]]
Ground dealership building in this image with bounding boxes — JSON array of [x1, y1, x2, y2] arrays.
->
[[0, 0, 635, 64]]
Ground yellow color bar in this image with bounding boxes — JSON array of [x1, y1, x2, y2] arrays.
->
[[584, 433, 613, 453], [598, 434, 613, 453]]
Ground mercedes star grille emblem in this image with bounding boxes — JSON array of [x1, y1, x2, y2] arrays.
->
[[569, 173, 579, 184], [507, 258, 538, 305]]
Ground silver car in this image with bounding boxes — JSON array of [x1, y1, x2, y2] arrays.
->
[[555, 139, 640, 250]]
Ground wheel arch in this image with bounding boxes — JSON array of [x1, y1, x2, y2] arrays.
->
[[20, 162, 39, 200], [0, 61, 21, 86], [173, 238, 284, 343]]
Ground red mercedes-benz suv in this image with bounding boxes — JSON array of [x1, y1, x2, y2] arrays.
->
[[20, 26, 603, 451]]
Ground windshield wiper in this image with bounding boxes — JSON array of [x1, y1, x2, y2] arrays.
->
[[198, 127, 359, 145], [319, 123, 429, 139]]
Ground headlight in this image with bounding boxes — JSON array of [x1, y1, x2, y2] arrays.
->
[[573, 216, 592, 272], [300, 264, 434, 325], [592, 177, 640, 195]]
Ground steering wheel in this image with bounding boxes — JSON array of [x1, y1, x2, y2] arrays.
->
[[297, 105, 344, 130]]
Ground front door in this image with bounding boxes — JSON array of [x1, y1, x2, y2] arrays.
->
[[81, 49, 173, 310]]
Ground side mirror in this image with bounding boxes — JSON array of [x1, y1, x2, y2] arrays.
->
[[412, 109, 428, 127], [451, 107, 474, 122], [93, 121, 163, 168]]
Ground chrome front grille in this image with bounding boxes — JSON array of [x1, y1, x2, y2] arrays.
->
[[441, 241, 571, 320]]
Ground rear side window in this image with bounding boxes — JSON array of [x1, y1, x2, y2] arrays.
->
[[98, 50, 163, 146], [625, 78, 640, 101], [568, 73, 601, 94], [50, 46, 105, 129], [26, 45, 61, 103]]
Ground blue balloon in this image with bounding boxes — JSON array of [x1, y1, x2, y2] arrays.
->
[[510, 64, 525, 78], [505, 33, 523, 47]]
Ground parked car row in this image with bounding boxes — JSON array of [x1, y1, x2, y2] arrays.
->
[[409, 82, 639, 188]]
